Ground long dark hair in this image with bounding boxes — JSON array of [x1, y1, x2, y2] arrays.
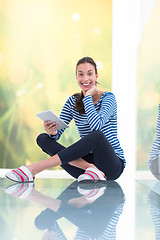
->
[[73, 57, 98, 114]]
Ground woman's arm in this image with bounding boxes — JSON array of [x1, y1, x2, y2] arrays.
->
[[149, 104, 160, 167], [82, 92, 116, 131], [155, 104, 160, 141], [49, 97, 74, 140]]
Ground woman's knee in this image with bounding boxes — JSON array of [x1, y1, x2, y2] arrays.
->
[[36, 133, 49, 147], [91, 130, 106, 140]]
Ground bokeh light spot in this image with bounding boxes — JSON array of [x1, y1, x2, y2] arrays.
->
[[93, 27, 101, 35], [37, 83, 43, 88], [96, 61, 104, 70], [16, 89, 27, 97], [72, 13, 80, 21]]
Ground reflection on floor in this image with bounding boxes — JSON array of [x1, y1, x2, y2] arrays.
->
[[0, 175, 160, 240], [136, 180, 160, 240]]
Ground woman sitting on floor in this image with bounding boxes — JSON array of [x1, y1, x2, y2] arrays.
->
[[5, 57, 126, 183]]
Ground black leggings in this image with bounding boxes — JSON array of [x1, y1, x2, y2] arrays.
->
[[36, 130, 124, 180]]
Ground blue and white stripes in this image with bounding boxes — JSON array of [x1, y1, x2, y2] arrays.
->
[[74, 199, 125, 240], [99, 201, 125, 240], [148, 104, 160, 168], [52, 91, 126, 165], [83, 93, 116, 131], [148, 195, 160, 240]]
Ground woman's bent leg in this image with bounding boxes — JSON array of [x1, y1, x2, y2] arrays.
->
[[36, 133, 65, 156], [90, 131, 124, 180], [36, 133, 84, 178], [7, 131, 123, 182], [35, 132, 124, 179], [58, 131, 124, 180]]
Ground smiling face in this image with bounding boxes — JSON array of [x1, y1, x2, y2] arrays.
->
[[76, 62, 98, 94]]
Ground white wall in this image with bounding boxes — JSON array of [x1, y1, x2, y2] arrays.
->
[[112, 0, 156, 177], [112, 1, 156, 239]]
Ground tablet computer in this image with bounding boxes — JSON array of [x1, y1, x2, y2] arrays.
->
[[36, 110, 69, 130]]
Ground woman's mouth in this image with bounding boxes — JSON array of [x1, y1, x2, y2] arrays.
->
[[81, 82, 91, 87]]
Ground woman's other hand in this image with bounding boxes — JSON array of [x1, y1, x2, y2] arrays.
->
[[44, 121, 58, 136]]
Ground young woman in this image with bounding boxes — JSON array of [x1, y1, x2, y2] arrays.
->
[[6, 57, 126, 183], [149, 104, 160, 180]]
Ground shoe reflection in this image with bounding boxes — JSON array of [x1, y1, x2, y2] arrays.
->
[[148, 182, 160, 240], [5, 182, 34, 199], [5, 180, 125, 240]]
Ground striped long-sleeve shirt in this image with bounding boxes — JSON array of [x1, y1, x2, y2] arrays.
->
[[74, 199, 125, 240], [148, 188, 160, 240], [148, 104, 160, 168], [51, 91, 126, 165]]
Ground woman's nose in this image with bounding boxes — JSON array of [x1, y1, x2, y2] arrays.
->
[[84, 75, 89, 81]]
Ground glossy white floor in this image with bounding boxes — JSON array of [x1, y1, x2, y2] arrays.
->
[[0, 169, 159, 240]]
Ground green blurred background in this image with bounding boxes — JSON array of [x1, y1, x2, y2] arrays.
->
[[1, 0, 160, 171], [0, 0, 112, 168]]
